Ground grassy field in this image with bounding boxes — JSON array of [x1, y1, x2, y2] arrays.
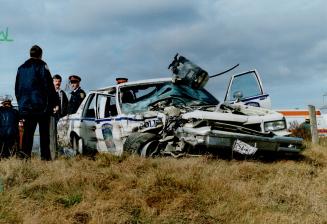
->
[[0, 145, 326, 224]]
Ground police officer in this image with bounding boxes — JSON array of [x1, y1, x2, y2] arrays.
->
[[0, 96, 19, 158], [15, 45, 59, 160], [67, 75, 86, 114], [116, 77, 135, 103]]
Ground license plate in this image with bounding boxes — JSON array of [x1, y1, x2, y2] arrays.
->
[[232, 139, 258, 155]]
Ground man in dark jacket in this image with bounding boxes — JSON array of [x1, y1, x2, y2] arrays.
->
[[67, 75, 86, 114], [51, 74, 69, 157], [15, 45, 59, 160], [53, 74, 68, 120], [0, 97, 19, 158]]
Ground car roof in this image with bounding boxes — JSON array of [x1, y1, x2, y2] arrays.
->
[[95, 77, 172, 93]]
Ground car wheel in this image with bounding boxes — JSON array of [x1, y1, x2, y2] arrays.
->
[[140, 140, 159, 157], [123, 133, 158, 155], [72, 136, 84, 155]]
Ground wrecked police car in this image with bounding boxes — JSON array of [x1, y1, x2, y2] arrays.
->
[[57, 55, 303, 157]]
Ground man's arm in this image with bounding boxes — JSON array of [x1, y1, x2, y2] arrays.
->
[[44, 64, 59, 110], [78, 89, 86, 105], [15, 69, 20, 102], [61, 91, 69, 116]]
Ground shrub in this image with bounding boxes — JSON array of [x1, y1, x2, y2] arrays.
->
[[289, 121, 311, 140]]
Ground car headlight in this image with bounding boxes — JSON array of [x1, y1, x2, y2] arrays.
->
[[264, 120, 286, 132]]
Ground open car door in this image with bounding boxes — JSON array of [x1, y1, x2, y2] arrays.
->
[[79, 93, 98, 151], [95, 93, 120, 154], [224, 70, 271, 109]]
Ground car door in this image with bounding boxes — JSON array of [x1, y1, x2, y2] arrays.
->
[[224, 70, 271, 108], [95, 93, 119, 154], [80, 93, 97, 150]]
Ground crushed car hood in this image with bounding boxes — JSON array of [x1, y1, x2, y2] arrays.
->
[[182, 104, 283, 125]]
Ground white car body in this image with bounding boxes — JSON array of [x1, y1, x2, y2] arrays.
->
[[58, 72, 303, 156]]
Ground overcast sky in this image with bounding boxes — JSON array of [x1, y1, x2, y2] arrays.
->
[[1, 0, 326, 109]]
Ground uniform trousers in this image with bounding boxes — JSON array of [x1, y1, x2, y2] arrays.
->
[[20, 115, 51, 160]]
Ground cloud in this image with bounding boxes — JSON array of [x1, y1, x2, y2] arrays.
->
[[0, 0, 326, 108]]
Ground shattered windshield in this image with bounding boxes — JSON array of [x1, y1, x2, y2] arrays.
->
[[120, 82, 219, 114]]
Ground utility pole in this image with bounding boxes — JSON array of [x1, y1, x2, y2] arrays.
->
[[49, 116, 57, 159], [308, 105, 319, 144]]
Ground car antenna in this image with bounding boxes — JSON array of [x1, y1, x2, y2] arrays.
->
[[209, 63, 239, 78]]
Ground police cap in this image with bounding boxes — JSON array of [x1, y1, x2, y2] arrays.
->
[[69, 75, 81, 83], [116, 77, 128, 84]]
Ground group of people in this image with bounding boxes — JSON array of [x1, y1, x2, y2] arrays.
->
[[0, 45, 86, 160]]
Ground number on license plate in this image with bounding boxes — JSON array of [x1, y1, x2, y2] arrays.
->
[[232, 139, 258, 155]]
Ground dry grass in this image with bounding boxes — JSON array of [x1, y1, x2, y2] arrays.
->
[[0, 146, 326, 224]]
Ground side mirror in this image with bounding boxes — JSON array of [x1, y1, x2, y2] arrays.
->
[[233, 91, 243, 102]]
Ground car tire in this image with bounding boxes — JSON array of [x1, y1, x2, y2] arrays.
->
[[72, 136, 84, 155], [123, 133, 158, 155], [140, 140, 159, 157]]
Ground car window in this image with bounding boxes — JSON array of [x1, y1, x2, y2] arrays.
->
[[82, 94, 96, 118], [227, 72, 262, 101], [97, 94, 117, 118], [134, 86, 157, 101], [120, 82, 219, 114]]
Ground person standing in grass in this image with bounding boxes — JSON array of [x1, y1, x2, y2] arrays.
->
[[0, 96, 19, 158], [51, 74, 69, 158], [15, 45, 59, 160]]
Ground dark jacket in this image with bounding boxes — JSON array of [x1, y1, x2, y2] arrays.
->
[[121, 90, 135, 103], [15, 58, 59, 117], [57, 89, 68, 118], [68, 87, 86, 114], [0, 107, 19, 138]]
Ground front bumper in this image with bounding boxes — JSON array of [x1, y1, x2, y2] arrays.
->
[[176, 127, 304, 153]]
